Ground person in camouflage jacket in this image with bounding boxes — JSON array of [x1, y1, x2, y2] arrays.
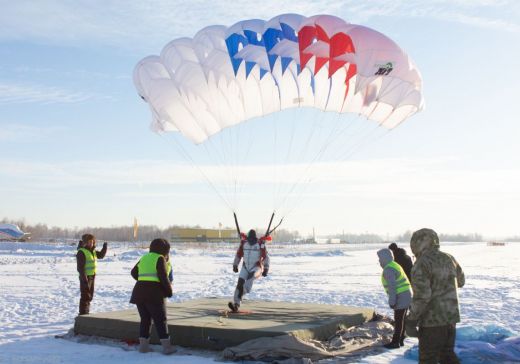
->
[[405, 228, 465, 364]]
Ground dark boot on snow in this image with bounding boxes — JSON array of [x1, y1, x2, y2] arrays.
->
[[228, 302, 239, 313], [384, 341, 401, 349]]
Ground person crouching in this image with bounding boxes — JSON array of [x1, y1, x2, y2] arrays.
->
[[377, 248, 412, 349], [130, 238, 176, 355]]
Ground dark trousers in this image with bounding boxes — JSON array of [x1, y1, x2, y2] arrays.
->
[[391, 308, 407, 344], [419, 324, 460, 364], [136, 302, 169, 339], [79, 276, 95, 315]]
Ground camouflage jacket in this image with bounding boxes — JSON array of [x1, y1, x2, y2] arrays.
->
[[407, 246, 465, 327]]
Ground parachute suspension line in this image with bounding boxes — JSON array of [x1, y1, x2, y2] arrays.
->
[[233, 112, 255, 212], [277, 113, 361, 219], [158, 133, 234, 213], [228, 118, 243, 209], [233, 117, 245, 210], [274, 108, 300, 214], [272, 109, 279, 210], [280, 112, 363, 217], [284, 114, 393, 219], [209, 82, 237, 211], [273, 109, 306, 210], [202, 138, 234, 210], [271, 107, 328, 215], [274, 109, 344, 215], [319, 112, 374, 162], [338, 122, 390, 161]]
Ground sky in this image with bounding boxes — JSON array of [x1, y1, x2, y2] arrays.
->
[[1, 0, 519, 238]]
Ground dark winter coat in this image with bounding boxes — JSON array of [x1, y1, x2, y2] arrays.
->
[[390, 246, 413, 282], [130, 239, 173, 305]]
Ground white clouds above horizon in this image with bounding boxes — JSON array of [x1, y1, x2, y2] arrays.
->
[[0, 83, 101, 105], [2, 156, 519, 236], [0, 1, 518, 52], [0, 123, 66, 142], [1, 156, 519, 197]]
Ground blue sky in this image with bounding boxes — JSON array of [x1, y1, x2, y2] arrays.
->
[[1, 1, 519, 238]]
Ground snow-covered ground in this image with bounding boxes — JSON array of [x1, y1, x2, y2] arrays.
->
[[1, 240, 519, 363]]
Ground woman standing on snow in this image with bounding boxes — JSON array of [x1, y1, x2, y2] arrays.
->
[[130, 238, 176, 355]]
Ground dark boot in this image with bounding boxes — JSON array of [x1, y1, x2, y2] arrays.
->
[[384, 341, 401, 349], [400, 336, 406, 346], [79, 300, 90, 315], [228, 302, 239, 313]]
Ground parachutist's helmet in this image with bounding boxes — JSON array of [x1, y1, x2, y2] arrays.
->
[[247, 229, 257, 242]]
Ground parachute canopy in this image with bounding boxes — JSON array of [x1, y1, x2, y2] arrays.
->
[[134, 14, 424, 144], [0, 224, 25, 239]]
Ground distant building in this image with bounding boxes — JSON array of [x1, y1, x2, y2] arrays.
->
[[170, 227, 238, 242]]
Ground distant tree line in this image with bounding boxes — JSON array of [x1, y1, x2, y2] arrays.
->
[[3, 218, 516, 243], [1, 218, 303, 243], [395, 230, 484, 243]]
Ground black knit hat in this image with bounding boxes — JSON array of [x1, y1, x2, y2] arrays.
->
[[388, 242, 398, 250], [149, 238, 170, 256]]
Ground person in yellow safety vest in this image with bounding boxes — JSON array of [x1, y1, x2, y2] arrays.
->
[[76, 233, 107, 315], [377, 248, 412, 349], [130, 238, 176, 355]]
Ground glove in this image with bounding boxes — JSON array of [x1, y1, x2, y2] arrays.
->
[[262, 268, 269, 277], [233, 265, 238, 273], [103, 242, 108, 249], [405, 318, 419, 338]]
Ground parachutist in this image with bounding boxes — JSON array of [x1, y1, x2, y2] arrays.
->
[[228, 227, 270, 313]]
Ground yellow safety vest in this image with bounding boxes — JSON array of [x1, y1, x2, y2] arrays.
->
[[138, 252, 162, 282], [382, 261, 411, 294], [79, 248, 97, 276]]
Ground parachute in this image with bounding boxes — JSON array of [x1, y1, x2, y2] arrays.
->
[[133, 14, 424, 221]]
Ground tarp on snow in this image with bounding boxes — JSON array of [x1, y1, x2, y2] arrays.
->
[[222, 319, 394, 361], [405, 325, 520, 364]]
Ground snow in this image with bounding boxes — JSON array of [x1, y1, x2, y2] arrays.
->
[[1, 240, 519, 363]]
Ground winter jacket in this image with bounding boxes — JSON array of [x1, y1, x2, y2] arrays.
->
[[130, 239, 173, 305], [390, 246, 413, 282], [407, 229, 465, 327], [233, 234, 270, 272], [377, 249, 412, 310]]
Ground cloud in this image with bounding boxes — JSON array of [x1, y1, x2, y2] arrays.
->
[[0, 1, 517, 52], [2, 65, 130, 81], [1, 157, 519, 196], [0, 123, 66, 142], [2, 156, 519, 235], [0, 83, 100, 104]]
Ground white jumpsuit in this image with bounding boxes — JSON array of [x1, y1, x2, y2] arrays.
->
[[232, 237, 270, 306]]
